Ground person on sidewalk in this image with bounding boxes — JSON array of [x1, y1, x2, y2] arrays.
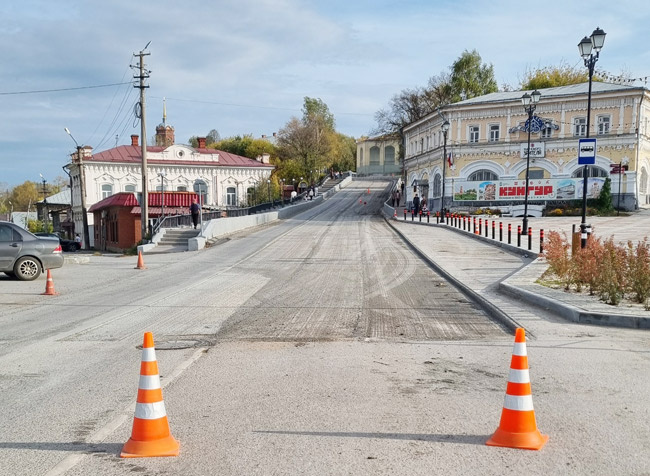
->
[[190, 198, 200, 229], [412, 194, 420, 215]]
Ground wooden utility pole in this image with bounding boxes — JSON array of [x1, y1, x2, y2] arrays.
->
[[133, 43, 150, 242]]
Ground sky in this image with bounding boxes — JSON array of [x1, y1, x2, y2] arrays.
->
[[1, 0, 649, 188]]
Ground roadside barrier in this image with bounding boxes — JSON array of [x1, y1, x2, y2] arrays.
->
[[517, 225, 522, 247], [499, 222, 503, 242], [508, 223, 512, 244], [135, 251, 146, 270], [121, 332, 180, 458], [540, 229, 545, 254], [404, 209, 407, 220], [487, 328, 548, 450], [42, 269, 58, 296], [528, 227, 532, 251], [427, 211, 430, 223]]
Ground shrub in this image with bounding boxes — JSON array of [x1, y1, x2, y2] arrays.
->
[[543, 231, 574, 289], [573, 236, 603, 294], [547, 208, 564, 216], [625, 238, 650, 303], [596, 238, 627, 305]]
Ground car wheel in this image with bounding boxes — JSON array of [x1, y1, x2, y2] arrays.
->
[[14, 257, 42, 281]]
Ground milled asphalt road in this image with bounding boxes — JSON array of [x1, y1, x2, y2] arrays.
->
[[2, 180, 649, 476]]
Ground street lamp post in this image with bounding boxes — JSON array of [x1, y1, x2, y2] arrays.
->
[[280, 179, 285, 205], [520, 89, 542, 234], [267, 179, 271, 205], [64, 128, 90, 250], [578, 27, 606, 248], [40, 174, 49, 233], [440, 120, 450, 224]]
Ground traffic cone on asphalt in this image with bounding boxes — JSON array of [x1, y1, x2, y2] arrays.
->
[[393, 209, 397, 218], [42, 269, 58, 296], [487, 328, 548, 450], [135, 250, 146, 270], [121, 332, 179, 458]]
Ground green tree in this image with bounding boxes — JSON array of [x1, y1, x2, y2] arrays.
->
[[302, 97, 335, 130], [329, 132, 357, 172], [449, 49, 498, 102], [520, 63, 592, 89], [9, 181, 40, 211], [596, 177, 614, 213]]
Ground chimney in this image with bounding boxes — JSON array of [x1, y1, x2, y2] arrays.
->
[[261, 134, 266, 139], [131, 135, 139, 147], [273, 132, 277, 137], [197, 137, 206, 149]]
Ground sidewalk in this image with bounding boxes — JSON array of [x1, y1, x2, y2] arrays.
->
[[387, 209, 650, 331]]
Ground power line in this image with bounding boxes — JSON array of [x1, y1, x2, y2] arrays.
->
[[0, 82, 134, 96]]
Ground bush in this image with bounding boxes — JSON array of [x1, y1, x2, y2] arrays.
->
[[543, 231, 574, 290], [547, 208, 564, 216], [596, 238, 627, 305], [626, 238, 650, 303], [573, 236, 603, 294]]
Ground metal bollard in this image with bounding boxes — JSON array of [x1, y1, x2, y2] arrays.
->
[[499, 222, 503, 242], [485, 220, 489, 238], [463, 216, 466, 231], [492, 220, 495, 240], [517, 225, 521, 247], [479, 218, 482, 236], [473, 217, 477, 234], [436, 211, 440, 224], [540, 229, 544, 254], [404, 209, 407, 221], [508, 223, 512, 244], [411, 210, 414, 222], [419, 210, 422, 222], [528, 227, 532, 251], [427, 211, 430, 223]]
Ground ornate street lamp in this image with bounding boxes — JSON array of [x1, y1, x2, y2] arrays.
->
[[440, 120, 450, 223], [267, 179, 271, 204], [64, 127, 90, 250], [578, 27, 606, 248], [521, 89, 542, 234]]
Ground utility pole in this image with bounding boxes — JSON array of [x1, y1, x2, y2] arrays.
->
[[40, 174, 49, 233], [133, 42, 151, 242], [65, 128, 90, 250]]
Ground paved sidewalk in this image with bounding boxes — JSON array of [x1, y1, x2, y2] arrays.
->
[[388, 209, 650, 332]]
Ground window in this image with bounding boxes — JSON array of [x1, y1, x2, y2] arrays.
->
[[572, 166, 608, 178], [177, 186, 187, 192], [489, 124, 500, 142], [226, 187, 236, 206], [101, 184, 113, 199], [469, 125, 479, 143], [468, 170, 498, 181], [573, 117, 587, 137], [124, 184, 136, 193], [541, 124, 553, 138], [528, 169, 545, 180], [193, 180, 208, 205], [597, 115, 611, 135], [0, 225, 13, 242], [385, 146, 396, 165], [369, 146, 380, 165], [247, 187, 255, 205], [433, 174, 442, 198]]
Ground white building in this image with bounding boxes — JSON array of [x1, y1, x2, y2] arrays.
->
[[66, 130, 274, 246]]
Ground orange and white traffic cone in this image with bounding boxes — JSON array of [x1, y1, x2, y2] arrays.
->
[[393, 210, 397, 218], [135, 250, 146, 270], [121, 332, 179, 458], [487, 328, 548, 450], [42, 269, 58, 296]]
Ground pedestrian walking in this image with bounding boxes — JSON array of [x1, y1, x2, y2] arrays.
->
[[190, 198, 200, 229], [412, 194, 420, 215], [395, 190, 401, 207]]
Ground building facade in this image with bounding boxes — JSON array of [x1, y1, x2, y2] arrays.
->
[[66, 132, 274, 246], [402, 82, 650, 213], [356, 134, 401, 176]]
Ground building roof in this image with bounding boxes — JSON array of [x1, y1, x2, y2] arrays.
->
[[88, 144, 271, 168], [455, 82, 644, 107], [88, 192, 139, 212], [38, 188, 71, 205]]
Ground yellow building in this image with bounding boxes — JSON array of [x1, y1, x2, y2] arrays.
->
[[403, 82, 650, 213], [356, 134, 401, 176]]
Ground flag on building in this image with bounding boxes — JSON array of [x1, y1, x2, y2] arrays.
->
[[447, 150, 454, 168]]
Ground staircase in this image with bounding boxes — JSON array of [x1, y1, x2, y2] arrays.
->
[[157, 228, 200, 248], [317, 177, 343, 197]]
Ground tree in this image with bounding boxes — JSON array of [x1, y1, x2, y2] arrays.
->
[[206, 129, 221, 146], [596, 177, 614, 213], [449, 50, 498, 102], [374, 87, 433, 135], [520, 63, 592, 89], [302, 97, 335, 130], [329, 133, 357, 172], [9, 181, 40, 211]]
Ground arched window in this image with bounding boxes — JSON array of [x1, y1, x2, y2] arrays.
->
[[572, 166, 608, 178], [193, 180, 208, 205], [124, 184, 136, 193], [433, 174, 442, 198], [226, 186, 236, 206], [640, 168, 648, 194], [101, 184, 113, 199], [176, 186, 188, 192], [369, 146, 380, 165], [359, 148, 364, 164], [385, 146, 396, 165], [468, 170, 498, 181]]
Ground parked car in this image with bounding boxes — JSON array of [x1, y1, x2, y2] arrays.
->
[[34, 232, 81, 252], [0, 221, 64, 280]]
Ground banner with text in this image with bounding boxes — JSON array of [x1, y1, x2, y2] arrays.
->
[[452, 178, 605, 201]]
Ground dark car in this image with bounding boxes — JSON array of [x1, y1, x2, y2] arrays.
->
[[34, 232, 81, 252], [0, 221, 64, 280]]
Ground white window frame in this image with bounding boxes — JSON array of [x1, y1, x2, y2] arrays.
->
[[226, 186, 237, 206], [124, 184, 136, 192], [101, 184, 113, 199], [489, 124, 500, 142], [469, 125, 479, 143], [573, 117, 587, 137], [597, 115, 611, 135]]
